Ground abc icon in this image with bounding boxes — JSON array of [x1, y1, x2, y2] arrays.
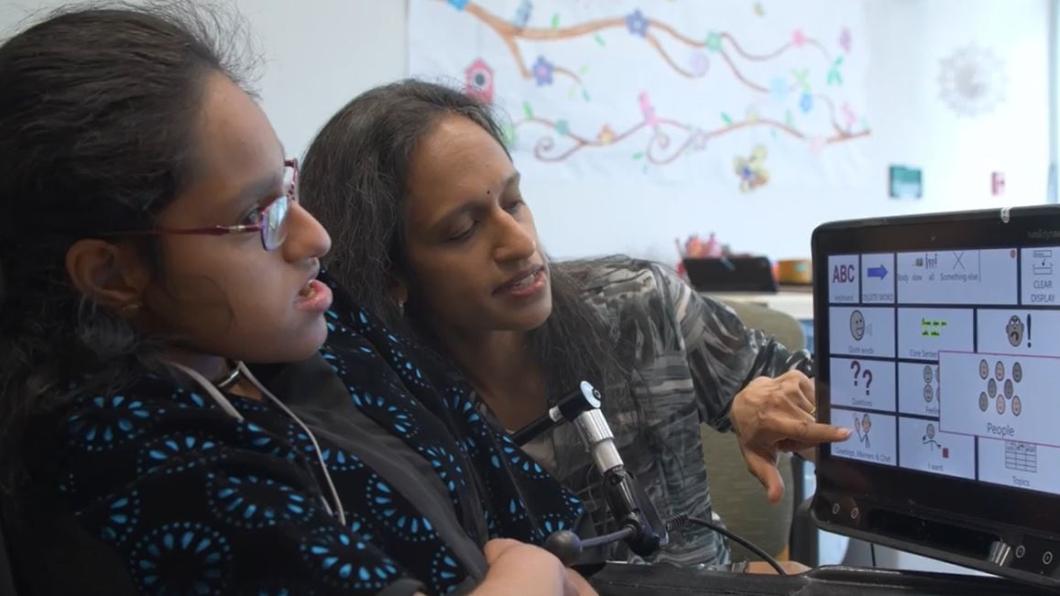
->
[[833, 264, 857, 283]]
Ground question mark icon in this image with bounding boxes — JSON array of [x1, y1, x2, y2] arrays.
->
[[862, 369, 873, 395], [850, 360, 861, 386]]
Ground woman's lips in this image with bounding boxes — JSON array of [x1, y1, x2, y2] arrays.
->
[[494, 266, 547, 299], [294, 279, 333, 312]]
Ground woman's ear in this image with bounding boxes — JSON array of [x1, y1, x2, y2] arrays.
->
[[65, 239, 151, 316], [388, 272, 409, 311]]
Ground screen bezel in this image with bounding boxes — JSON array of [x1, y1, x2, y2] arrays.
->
[[812, 206, 1060, 537]]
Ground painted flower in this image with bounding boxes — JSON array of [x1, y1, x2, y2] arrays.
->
[[734, 146, 769, 193], [841, 103, 857, 130], [625, 9, 649, 37], [597, 125, 615, 145], [531, 56, 554, 86], [705, 32, 722, 52], [792, 28, 807, 47], [840, 27, 852, 53], [799, 92, 814, 114], [689, 51, 709, 76], [827, 57, 844, 86], [447, 0, 470, 10], [512, 0, 532, 28], [638, 91, 656, 125]]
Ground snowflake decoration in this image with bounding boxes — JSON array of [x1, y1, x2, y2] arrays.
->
[[938, 45, 1006, 117]]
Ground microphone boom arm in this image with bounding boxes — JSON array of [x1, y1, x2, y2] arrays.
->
[[522, 381, 666, 563], [575, 407, 664, 558]]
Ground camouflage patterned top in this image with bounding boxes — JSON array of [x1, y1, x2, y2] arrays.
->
[[520, 257, 812, 567]]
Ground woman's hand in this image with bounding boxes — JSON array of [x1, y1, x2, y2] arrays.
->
[[473, 538, 598, 596], [729, 370, 851, 503]]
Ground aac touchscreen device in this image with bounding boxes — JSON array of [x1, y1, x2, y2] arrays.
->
[[811, 206, 1060, 590]]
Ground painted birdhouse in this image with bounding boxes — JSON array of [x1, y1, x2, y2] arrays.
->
[[464, 58, 495, 104]]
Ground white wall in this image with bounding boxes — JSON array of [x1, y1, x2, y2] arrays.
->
[[865, 0, 1051, 213], [229, 0, 407, 157], [520, 0, 1052, 263], [0, 0, 1051, 264], [0, 0, 408, 164]]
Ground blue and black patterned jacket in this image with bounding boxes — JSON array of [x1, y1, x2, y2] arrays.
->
[[8, 277, 587, 595]]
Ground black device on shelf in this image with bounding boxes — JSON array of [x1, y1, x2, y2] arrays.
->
[[811, 205, 1060, 591], [682, 256, 778, 293]]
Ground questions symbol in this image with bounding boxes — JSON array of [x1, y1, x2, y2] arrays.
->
[[850, 361, 872, 395]]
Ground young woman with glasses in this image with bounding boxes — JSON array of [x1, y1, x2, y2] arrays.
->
[[0, 6, 596, 595]]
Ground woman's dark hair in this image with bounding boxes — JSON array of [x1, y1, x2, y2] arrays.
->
[[0, 2, 251, 489], [300, 79, 629, 406]]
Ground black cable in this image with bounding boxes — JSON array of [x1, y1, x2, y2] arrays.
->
[[870, 542, 877, 568], [667, 514, 786, 575], [580, 526, 635, 550]]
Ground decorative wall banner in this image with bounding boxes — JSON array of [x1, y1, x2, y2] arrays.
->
[[409, 0, 872, 191]]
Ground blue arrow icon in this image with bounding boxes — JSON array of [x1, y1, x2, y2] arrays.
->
[[868, 265, 888, 280]]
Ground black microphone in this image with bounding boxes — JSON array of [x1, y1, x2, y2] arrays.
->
[[538, 382, 667, 564], [511, 380, 602, 445], [544, 527, 636, 566]]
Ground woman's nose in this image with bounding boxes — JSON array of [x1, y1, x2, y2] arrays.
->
[[492, 213, 537, 263], [283, 202, 332, 261]]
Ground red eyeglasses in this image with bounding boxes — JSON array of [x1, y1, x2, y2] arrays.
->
[[109, 159, 299, 251]]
